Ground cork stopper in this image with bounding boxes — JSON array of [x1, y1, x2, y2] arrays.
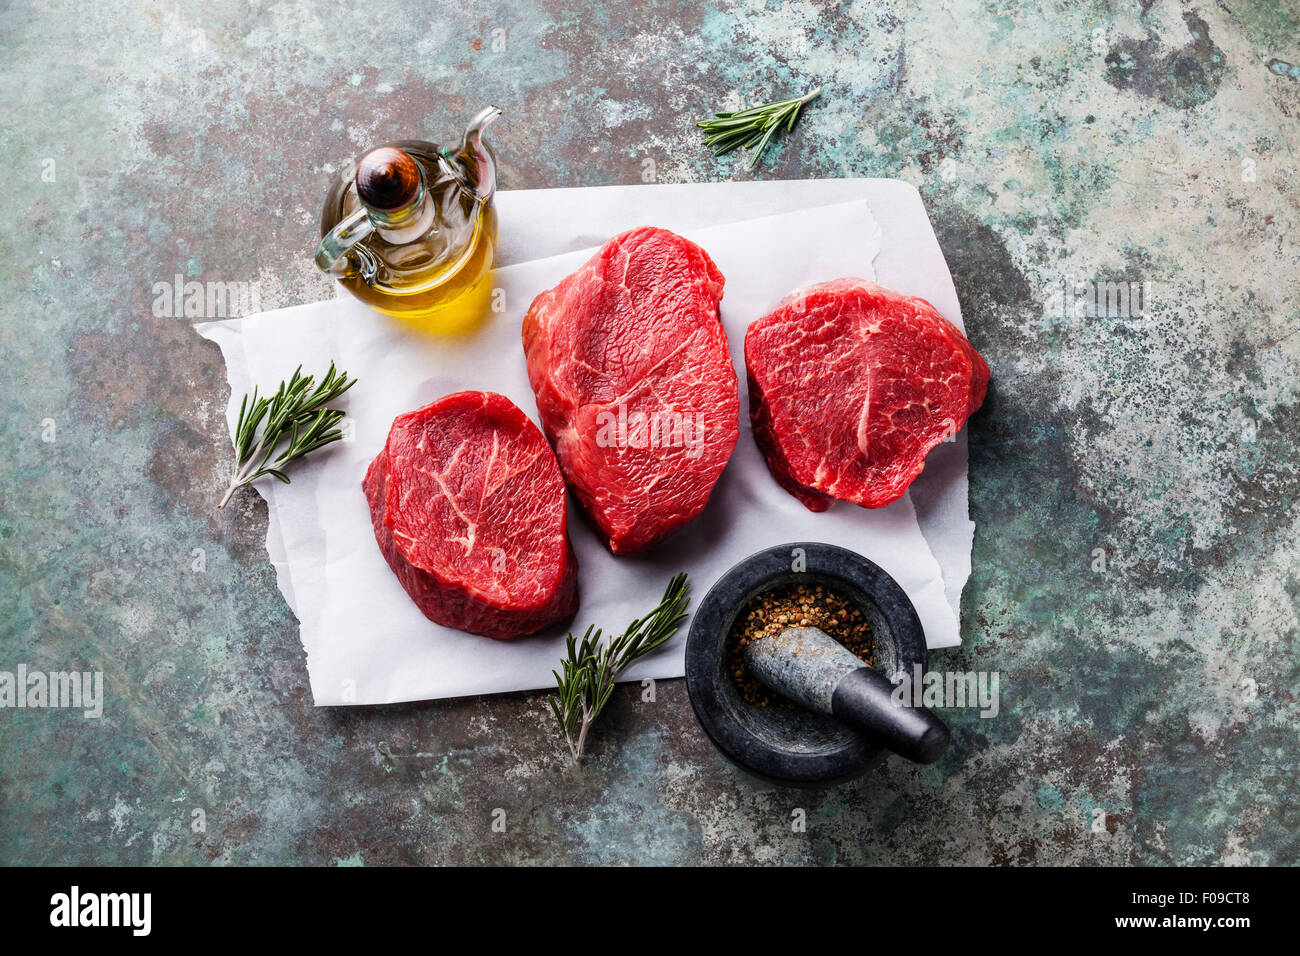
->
[[355, 146, 423, 214]]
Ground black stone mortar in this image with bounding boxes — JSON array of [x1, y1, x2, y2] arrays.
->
[[685, 542, 928, 786]]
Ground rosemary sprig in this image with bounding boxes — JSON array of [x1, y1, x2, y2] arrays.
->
[[696, 87, 822, 169], [548, 573, 691, 761], [218, 362, 357, 510]]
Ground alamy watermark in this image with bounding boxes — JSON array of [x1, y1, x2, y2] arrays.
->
[[0, 664, 103, 718], [152, 274, 262, 319], [892, 664, 1000, 718], [1045, 276, 1161, 320], [50, 886, 150, 936], [594, 404, 706, 459]]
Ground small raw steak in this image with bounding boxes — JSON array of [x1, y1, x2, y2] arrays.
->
[[522, 226, 740, 554], [363, 391, 578, 638], [745, 279, 989, 511]]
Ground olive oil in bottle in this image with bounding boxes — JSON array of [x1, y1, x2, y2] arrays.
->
[[316, 108, 500, 334]]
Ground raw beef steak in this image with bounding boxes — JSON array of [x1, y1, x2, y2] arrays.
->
[[522, 226, 740, 554], [745, 279, 989, 511], [363, 391, 578, 638]]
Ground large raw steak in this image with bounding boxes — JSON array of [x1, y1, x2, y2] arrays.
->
[[522, 227, 740, 554], [363, 391, 579, 638], [745, 278, 988, 511]]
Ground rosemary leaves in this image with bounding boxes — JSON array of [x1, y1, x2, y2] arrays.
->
[[218, 362, 357, 510], [549, 573, 690, 760], [696, 88, 822, 169]]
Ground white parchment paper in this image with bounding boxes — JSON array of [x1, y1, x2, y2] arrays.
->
[[199, 198, 965, 706]]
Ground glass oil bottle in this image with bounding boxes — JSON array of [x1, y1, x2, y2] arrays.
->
[[316, 107, 500, 334]]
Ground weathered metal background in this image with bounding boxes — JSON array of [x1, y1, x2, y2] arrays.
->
[[1, 0, 1296, 864]]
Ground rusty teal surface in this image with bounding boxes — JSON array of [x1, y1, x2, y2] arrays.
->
[[0, 0, 1297, 864]]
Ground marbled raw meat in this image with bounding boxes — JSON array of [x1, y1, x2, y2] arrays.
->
[[745, 279, 989, 511], [522, 227, 740, 554], [363, 391, 578, 638]]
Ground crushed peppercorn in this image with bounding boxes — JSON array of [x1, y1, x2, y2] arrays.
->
[[725, 581, 875, 708]]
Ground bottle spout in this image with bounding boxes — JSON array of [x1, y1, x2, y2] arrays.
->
[[461, 106, 501, 203]]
